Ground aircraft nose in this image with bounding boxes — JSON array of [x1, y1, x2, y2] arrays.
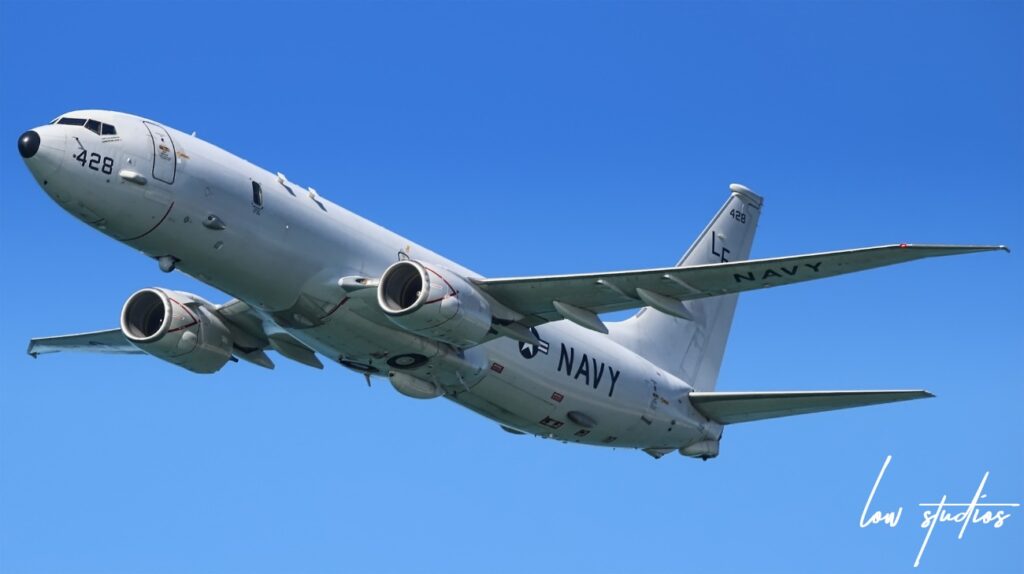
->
[[20, 125, 66, 181], [18, 130, 40, 158]]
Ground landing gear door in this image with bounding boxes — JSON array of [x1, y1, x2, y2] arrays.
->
[[143, 121, 176, 184]]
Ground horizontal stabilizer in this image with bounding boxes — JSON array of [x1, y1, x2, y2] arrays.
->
[[689, 389, 933, 424]]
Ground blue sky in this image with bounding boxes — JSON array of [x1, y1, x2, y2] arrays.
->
[[1, 1, 1021, 573]]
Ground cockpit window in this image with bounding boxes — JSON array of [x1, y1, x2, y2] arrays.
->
[[54, 116, 117, 136]]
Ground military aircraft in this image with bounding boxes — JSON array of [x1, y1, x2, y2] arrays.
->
[[18, 110, 1007, 459]]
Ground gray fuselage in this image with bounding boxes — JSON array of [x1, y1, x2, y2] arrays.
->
[[21, 110, 719, 452]]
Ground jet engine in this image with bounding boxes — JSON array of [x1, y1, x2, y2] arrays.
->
[[120, 288, 234, 374], [377, 260, 492, 347]]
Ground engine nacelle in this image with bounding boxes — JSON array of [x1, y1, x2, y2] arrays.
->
[[377, 260, 492, 347], [120, 288, 234, 374]]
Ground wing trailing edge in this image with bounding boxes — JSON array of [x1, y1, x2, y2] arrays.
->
[[688, 389, 934, 424]]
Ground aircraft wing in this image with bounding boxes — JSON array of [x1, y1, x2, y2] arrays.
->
[[476, 244, 1007, 331], [25, 298, 321, 370], [688, 389, 933, 424], [27, 329, 142, 357]]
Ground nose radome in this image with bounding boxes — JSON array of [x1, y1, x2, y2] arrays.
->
[[20, 126, 66, 181], [18, 130, 40, 158]]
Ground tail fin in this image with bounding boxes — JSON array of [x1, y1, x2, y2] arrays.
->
[[610, 184, 762, 391]]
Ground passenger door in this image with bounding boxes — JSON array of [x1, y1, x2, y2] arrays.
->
[[143, 121, 176, 184]]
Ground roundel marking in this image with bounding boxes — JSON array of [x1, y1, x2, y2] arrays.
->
[[517, 328, 549, 360]]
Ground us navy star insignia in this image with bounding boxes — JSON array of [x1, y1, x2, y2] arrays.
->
[[518, 328, 549, 359]]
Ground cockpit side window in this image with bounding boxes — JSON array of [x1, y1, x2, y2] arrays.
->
[[57, 117, 87, 126], [101, 123, 117, 135], [85, 119, 102, 135], [252, 182, 264, 207]]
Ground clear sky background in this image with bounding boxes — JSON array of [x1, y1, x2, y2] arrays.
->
[[1, 2, 1022, 573]]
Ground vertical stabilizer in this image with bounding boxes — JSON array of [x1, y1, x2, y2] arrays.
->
[[609, 185, 762, 391]]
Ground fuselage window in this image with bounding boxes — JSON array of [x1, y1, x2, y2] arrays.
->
[[101, 123, 117, 135], [252, 182, 263, 207], [85, 119, 102, 135], [57, 117, 87, 126]]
